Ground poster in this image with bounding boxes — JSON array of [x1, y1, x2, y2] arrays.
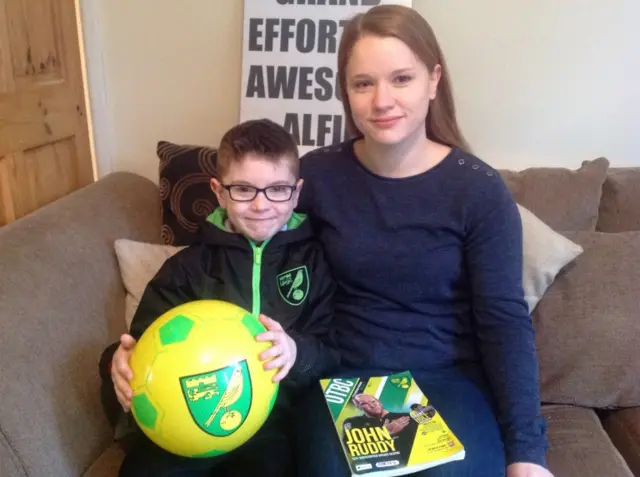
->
[[240, 0, 413, 156]]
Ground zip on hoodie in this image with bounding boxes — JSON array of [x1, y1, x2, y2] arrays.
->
[[248, 238, 270, 317], [242, 214, 303, 317], [205, 208, 306, 317]]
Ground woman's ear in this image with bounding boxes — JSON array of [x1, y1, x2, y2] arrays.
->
[[210, 178, 226, 207], [429, 64, 442, 100], [292, 178, 304, 208]]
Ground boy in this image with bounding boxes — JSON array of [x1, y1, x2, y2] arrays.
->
[[101, 118, 339, 477]]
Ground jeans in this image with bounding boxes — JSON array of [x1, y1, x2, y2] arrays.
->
[[294, 365, 507, 477]]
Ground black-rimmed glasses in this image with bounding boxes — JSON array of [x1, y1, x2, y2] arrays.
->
[[221, 184, 298, 202]]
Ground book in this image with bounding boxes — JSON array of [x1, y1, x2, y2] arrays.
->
[[319, 370, 465, 476]]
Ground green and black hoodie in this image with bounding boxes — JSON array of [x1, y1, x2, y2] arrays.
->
[[99, 209, 339, 435], [129, 208, 339, 387]]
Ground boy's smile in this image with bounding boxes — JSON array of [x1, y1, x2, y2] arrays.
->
[[211, 153, 303, 243]]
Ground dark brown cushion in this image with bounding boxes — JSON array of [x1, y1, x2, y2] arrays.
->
[[533, 231, 640, 408], [499, 157, 609, 231], [157, 141, 219, 245], [602, 407, 640, 477], [597, 167, 640, 232], [543, 405, 634, 477]]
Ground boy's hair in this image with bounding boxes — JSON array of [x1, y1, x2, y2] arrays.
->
[[217, 119, 299, 178]]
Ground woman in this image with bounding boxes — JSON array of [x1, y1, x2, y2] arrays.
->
[[294, 5, 553, 477]]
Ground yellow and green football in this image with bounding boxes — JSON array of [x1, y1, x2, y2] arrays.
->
[[129, 300, 279, 458]]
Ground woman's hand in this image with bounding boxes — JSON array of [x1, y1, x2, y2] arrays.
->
[[256, 314, 297, 382], [507, 463, 554, 477], [111, 334, 136, 412]]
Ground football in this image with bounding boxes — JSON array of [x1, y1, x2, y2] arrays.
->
[[129, 300, 279, 458]]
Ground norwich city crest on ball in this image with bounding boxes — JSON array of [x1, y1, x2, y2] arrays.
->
[[180, 360, 252, 437], [277, 266, 309, 306]]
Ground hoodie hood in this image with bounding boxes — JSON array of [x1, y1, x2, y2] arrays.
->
[[195, 207, 313, 250]]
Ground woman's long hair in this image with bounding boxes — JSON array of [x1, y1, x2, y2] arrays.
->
[[337, 5, 470, 152]]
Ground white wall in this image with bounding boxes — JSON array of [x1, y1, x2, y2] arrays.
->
[[83, 0, 640, 182], [415, 0, 640, 169], [82, 1, 244, 182]]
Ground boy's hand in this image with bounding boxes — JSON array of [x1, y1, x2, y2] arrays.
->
[[111, 334, 136, 412], [256, 314, 297, 382]]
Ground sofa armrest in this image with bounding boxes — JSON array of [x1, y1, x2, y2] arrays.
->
[[0, 172, 161, 477], [1, 433, 26, 477], [603, 408, 640, 477]]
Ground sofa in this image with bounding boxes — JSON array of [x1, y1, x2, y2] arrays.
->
[[0, 156, 638, 476]]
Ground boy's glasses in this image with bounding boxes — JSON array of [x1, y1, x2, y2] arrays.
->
[[221, 184, 297, 202]]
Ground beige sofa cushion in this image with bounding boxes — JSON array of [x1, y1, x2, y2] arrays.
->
[[114, 239, 185, 330], [543, 405, 634, 477], [534, 231, 640, 408], [499, 157, 609, 231], [598, 167, 640, 232], [518, 204, 583, 312]]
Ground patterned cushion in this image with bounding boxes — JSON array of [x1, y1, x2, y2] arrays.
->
[[157, 141, 219, 245]]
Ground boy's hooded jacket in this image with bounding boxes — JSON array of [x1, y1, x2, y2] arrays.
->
[[130, 209, 338, 384], [99, 209, 339, 433]]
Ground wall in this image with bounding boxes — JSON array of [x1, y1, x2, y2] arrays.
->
[[418, 0, 640, 169], [83, 0, 640, 182], [82, 1, 244, 182]]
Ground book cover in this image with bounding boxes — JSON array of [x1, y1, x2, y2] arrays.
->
[[319, 370, 465, 476]]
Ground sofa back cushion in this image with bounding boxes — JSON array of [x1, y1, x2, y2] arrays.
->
[[499, 157, 609, 231], [533, 231, 640, 408], [0, 172, 161, 477], [597, 167, 640, 232]]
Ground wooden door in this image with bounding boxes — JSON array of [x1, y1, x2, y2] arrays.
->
[[0, 0, 94, 226]]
